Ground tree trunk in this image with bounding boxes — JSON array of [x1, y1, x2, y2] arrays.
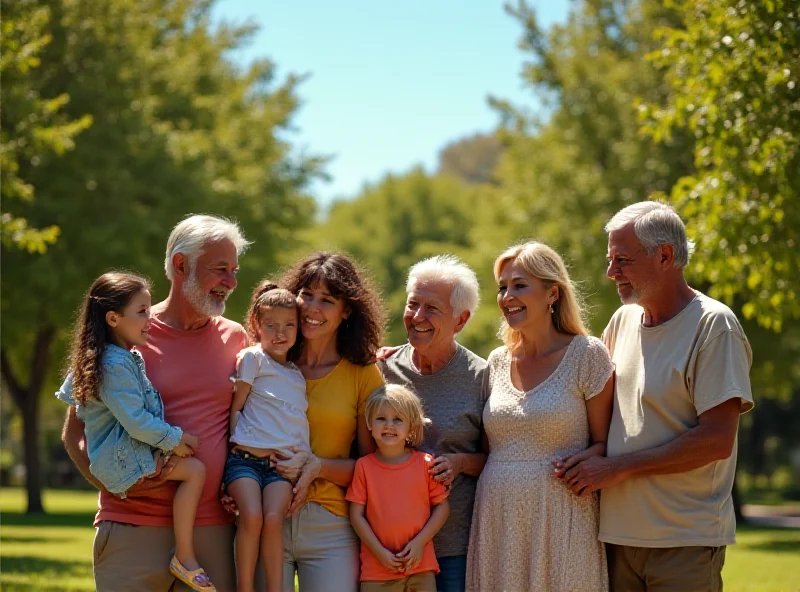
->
[[22, 398, 43, 513], [1, 324, 55, 515]]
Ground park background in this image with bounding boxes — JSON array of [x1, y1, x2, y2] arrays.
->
[[1, 0, 799, 590]]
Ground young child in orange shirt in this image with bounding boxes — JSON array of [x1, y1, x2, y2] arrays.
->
[[346, 384, 450, 592]]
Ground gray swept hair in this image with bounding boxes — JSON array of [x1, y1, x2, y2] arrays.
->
[[605, 202, 695, 268], [164, 214, 251, 281], [406, 255, 480, 318]]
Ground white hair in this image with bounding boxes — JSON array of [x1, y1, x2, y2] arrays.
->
[[605, 202, 695, 268], [164, 214, 250, 281], [406, 255, 480, 318]]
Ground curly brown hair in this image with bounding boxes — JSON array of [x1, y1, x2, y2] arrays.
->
[[244, 281, 302, 361], [67, 272, 151, 405], [276, 252, 386, 366]]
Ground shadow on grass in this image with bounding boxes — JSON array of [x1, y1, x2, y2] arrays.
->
[[0, 555, 92, 578], [738, 539, 800, 554], [0, 535, 52, 545], [0, 512, 95, 528], [736, 525, 800, 554]]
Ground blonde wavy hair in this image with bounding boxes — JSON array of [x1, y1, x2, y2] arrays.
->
[[494, 241, 588, 352], [365, 384, 430, 448]]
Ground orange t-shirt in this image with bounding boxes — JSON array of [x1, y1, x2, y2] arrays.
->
[[346, 451, 449, 581], [94, 315, 248, 527]]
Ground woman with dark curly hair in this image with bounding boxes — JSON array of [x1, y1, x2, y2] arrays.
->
[[254, 252, 386, 592]]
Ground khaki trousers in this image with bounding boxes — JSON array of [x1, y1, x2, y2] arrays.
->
[[282, 502, 360, 592], [360, 571, 437, 592], [93, 521, 236, 592], [607, 544, 727, 592]]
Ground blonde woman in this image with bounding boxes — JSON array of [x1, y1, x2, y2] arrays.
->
[[466, 242, 614, 592]]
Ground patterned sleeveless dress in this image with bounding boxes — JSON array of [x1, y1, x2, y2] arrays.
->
[[466, 335, 613, 592]]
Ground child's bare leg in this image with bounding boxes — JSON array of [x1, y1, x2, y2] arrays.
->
[[261, 480, 292, 592], [165, 455, 206, 570], [229, 478, 264, 592]]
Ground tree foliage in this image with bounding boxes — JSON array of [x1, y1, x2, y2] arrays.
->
[[642, 0, 800, 331], [0, 0, 91, 253], [437, 133, 503, 185], [0, 0, 320, 512], [480, 0, 695, 332], [308, 168, 489, 349]]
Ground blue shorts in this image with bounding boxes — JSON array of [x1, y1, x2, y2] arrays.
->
[[222, 450, 290, 490]]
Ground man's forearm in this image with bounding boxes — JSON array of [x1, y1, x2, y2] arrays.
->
[[615, 425, 734, 480], [62, 408, 104, 490], [315, 456, 357, 488], [454, 452, 487, 477]]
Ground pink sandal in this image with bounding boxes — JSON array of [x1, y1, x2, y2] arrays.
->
[[169, 555, 217, 591]]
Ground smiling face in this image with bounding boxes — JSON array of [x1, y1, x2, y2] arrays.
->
[[256, 305, 298, 364], [606, 224, 661, 305], [497, 259, 558, 331], [181, 239, 239, 317], [296, 280, 349, 342], [368, 402, 411, 452], [107, 289, 152, 350], [403, 280, 468, 357]]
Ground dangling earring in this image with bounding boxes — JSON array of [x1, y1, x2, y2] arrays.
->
[[549, 302, 554, 314]]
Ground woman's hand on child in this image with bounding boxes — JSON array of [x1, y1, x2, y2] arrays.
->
[[376, 547, 405, 572], [271, 446, 309, 482], [396, 537, 425, 572], [288, 454, 321, 515], [173, 432, 199, 457]]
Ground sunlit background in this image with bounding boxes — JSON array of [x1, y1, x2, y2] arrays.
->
[[2, 0, 798, 590]]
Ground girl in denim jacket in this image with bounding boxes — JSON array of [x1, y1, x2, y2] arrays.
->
[[56, 272, 216, 592]]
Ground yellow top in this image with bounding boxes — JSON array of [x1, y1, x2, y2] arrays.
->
[[305, 359, 384, 517]]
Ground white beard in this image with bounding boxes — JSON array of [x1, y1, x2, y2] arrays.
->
[[182, 269, 227, 317]]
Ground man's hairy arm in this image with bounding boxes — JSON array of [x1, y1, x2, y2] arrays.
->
[[62, 406, 175, 495], [564, 398, 742, 495], [615, 398, 741, 477], [62, 406, 106, 491]]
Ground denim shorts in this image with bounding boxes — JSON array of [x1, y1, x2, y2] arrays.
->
[[222, 450, 290, 490]]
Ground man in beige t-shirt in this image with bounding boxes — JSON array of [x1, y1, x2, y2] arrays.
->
[[563, 202, 753, 592]]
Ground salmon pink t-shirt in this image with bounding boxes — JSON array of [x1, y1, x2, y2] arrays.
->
[[346, 451, 449, 581], [93, 315, 248, 527]]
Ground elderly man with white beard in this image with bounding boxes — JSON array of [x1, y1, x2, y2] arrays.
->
[[62, 214, 250, 592]]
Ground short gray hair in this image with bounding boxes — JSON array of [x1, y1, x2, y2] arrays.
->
[[605, 202, 695, 268], [406, 255, 480, 317], [164, 214, 251, 280]]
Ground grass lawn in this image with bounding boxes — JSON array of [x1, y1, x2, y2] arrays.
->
[[2, 488, 800, 591]]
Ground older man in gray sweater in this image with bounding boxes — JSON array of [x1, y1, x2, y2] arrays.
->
[[379, 255, 488, 592]]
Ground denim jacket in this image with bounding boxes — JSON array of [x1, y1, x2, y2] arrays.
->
[[56, 344, 182, 496]]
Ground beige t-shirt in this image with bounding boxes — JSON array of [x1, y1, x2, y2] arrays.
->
[[599, 292, 753, 547]]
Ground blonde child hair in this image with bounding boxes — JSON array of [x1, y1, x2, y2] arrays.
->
[[365, 384, 430, 448]]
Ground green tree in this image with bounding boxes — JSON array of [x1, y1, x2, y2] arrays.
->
[[0, 0, 91, 252], [471, 0, 695, 336], [642, 0, 800, 498], [642, 0, 800, 331], [308, 167, 487, 347], [1, 0, 319, 513], [437, 133, 503, 185]]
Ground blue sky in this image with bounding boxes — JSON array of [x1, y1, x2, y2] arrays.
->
[[211, 1, 569, 205]]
